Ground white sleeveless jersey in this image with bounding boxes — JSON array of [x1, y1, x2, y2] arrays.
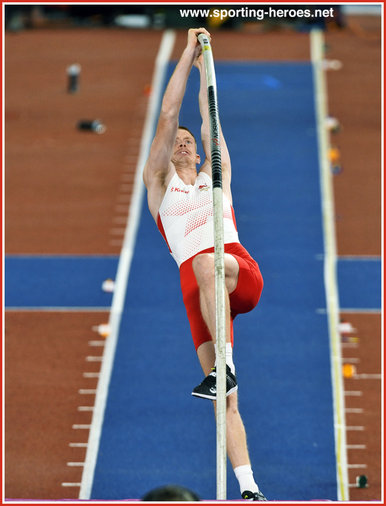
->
[[157, 171, 240, 267]]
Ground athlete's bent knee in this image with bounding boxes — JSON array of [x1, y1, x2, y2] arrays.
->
[[192, 253, 214, 285]]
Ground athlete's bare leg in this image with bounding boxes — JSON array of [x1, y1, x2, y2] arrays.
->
[[193, 253, 251, 469], [192, 252, 239, 342], [197, 341, 251, 468]]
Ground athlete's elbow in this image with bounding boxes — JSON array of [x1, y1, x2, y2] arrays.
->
[[160, 102, 179, 123]]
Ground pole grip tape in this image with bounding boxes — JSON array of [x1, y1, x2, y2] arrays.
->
[[208, 85, 222, 189]]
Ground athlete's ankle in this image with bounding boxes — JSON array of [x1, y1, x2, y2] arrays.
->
[[234, 464, 259, 494], [215, 343, 235, 375]]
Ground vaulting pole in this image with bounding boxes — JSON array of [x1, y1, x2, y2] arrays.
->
[[197, 32, 227, 501]]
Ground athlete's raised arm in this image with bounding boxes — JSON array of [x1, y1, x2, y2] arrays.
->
[[143, 28, 211, 219], [194, 52, 232, 201]]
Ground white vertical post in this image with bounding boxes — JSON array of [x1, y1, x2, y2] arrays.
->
[[310, 28, 349, 501], [198, 33, 227, 501]]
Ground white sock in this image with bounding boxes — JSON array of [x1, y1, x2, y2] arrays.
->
[[215, 343, 235, 375], [234, 464, 259, 494]]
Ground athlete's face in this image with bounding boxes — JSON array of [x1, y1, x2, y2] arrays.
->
[[172, 129, 200, 166]]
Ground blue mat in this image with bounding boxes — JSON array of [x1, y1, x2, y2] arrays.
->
[[91, 62, 338, 501], [5, 256, 118, 308]]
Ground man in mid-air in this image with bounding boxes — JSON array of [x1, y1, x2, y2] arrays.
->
[[143, 28, 266, 501]]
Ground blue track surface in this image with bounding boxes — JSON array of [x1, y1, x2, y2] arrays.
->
[[5, 62, 381, 501], [5, 256, 117, 308], [91, 62, 336, 501]]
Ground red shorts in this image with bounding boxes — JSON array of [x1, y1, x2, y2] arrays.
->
[[179, 242, 263, 350]]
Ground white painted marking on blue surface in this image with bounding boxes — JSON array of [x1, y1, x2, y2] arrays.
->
[[78, 30, 176, 500]]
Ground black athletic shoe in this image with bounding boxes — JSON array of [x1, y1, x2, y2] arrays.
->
[[192, 365, 238, 400], [241, 490, 268, 501]]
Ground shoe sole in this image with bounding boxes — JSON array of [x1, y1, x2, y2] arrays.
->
[[192, 385, 238, 400]]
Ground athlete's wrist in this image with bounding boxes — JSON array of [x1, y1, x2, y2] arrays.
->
[[182, 45, 196, 60], [179, 47, 197, 72]]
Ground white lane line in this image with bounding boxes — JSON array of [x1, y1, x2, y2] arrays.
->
[[78, 29, 176, 500], [114, 205, 129, 213], [109, 228, 126, 235], [83, 372, 100, 378], [345, 408, 364, 414], [354, 373, 382, 380], [112, 216, 129, 224], [311, 28, 349, 501], [109, 229, 126, 237], [118, 184, 133, 192], [109, 240, 123, 247]]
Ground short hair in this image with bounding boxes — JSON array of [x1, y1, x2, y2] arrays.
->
[[178, 125, 197, 146], [142, 484, 200, 501]]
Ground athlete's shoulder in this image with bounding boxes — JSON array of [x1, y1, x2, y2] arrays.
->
[[145, 165, 178, 220]]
